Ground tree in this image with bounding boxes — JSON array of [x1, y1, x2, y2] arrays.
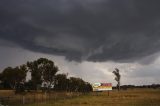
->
[[54, 74, 92, 93], [0, 73, 3, 89], [68, 77, 92, 92], [0, 73, 2, 81], [27, 58, 59, 90], [1, 67, 16, 89], [15, 65, 28, 93], [39, 58, 59, 90], [54, 74, 68, 91], [27, 60, 42, 90], [0, 65, 27, 90], [113, 68, 121, 91]]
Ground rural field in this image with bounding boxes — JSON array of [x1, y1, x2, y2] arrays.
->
[[1, 88, 160, 106]]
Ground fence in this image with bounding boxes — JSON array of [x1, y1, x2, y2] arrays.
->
[[0, 91, 82, 106]]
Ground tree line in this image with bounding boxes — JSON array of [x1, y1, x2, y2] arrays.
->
[[119, 84, 160, 90], [0, 58, 92, 93]]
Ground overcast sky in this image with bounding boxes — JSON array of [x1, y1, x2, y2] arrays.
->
[[0, 0, 160, 85]]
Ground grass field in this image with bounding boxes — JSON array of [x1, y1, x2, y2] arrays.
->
[[1, 89, 160, 106], [26, 88, 160, 106]]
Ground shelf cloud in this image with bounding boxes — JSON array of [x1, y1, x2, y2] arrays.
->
[[1, 0, 160, 62]]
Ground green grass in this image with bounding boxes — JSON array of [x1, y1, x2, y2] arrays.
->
[[25, 89, 160, 106]]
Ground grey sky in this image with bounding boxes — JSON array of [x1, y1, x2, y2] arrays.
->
[[0, 0, 160, 85]]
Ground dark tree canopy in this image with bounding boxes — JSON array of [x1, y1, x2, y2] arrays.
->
[[0, 57, 92, 93], [113, 68, 121, 91], [68, 77, 92, 92], [27, 58, 59, 90], [0, 65, 27, 89], [0, 73, 2, 80], [54, 74, 92, 92], [54, 73, 69, 91]]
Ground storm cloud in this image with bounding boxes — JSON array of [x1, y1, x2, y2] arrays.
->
[[1, 0, 160, 62]]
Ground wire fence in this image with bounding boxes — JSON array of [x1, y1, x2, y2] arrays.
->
[[0, 91, 82, 106]]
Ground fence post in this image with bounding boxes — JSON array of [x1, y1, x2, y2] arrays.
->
[[22, 95, 25, 105]]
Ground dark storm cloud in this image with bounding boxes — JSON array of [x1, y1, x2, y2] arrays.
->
[[1, 0, 160, 62]]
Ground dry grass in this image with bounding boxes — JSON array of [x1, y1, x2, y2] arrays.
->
[[26, 89, 160, 106], [0, 90, 81, 105], [1, 88, 160, 106]]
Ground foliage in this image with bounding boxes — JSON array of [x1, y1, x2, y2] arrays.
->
[[27, 60, 42, 90], [0, 65, 27, 90], [0, 57, 92, 93], [27, 58, 59, 90], [54, 73, 69, 91], [54, 74, 92, 92], [0, 73, 2, 80], [112, 68, 121, 91], [67, 76, 92, 92]]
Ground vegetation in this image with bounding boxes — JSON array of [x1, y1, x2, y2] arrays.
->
[[15, 88, 160, 106], [27, 58, 59, 91], [0, 58, 160, 106], [0, 88, 160, 106], [113, 68, 121, 91], [0, 58, 92, 94], [0, 65, 27, 91], [29, 88, 160, 106]]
